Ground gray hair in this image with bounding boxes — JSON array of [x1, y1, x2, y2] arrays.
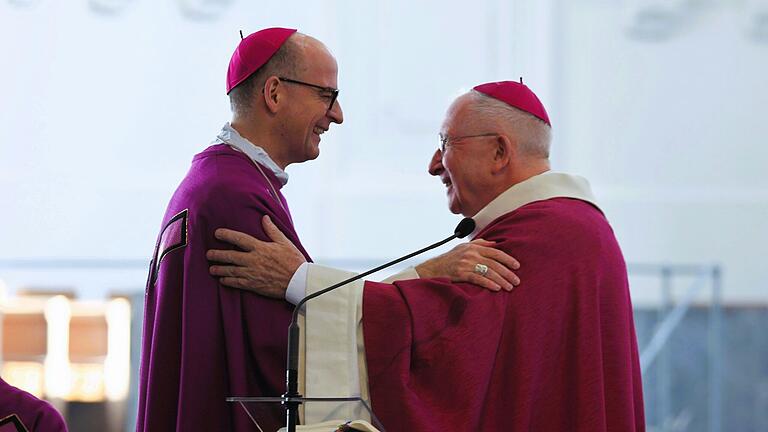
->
[[465, 90, 552, 158], [229, 36, 301, 115]]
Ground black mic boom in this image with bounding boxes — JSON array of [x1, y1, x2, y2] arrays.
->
[[454, 217, 475, 238], [283, 218, 475, 432]]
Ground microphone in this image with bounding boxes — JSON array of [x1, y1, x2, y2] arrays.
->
[[283, 218, 476, 432], [453, 217, 476, 239]]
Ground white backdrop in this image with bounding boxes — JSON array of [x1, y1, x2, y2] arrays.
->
[[0, 0, 765, 302]]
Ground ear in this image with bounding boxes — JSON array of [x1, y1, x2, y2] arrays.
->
[[262, 76, 282, 114], [491, 134, 515, 175]]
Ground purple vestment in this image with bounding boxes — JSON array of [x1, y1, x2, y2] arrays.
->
[[364, 198, 645, 431], [0, 377, 68, 432], [137, 145, 310, 431]]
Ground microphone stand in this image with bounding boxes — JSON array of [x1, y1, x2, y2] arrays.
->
[[283, 218, 475, 432]]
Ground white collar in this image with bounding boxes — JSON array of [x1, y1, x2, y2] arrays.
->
[[213, 122, 289, 186], [470, 171, 600, 238]]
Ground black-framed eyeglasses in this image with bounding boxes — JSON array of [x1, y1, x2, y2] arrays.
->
[[439, 133, 499, 153], [279, 76, 339, 111]]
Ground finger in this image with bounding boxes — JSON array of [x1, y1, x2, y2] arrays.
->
[[469, 239, 496, 247], [206, 249, 249, 265], [484, 260, 520, 289], [219, 277, 251, 290], [261, 215, 291, 245], [467, 273, 502, 292], [214, 228, 260, 252], [209, 265, 247, 278], [481, 247, 521, 270], [483, 267, 515, 292]]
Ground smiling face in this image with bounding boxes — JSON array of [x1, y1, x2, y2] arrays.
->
[[428, 94, 499, 217], [278, 37, 344, 166]]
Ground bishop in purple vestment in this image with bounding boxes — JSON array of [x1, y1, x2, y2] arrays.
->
[[136, 27, 344, 431], [137, 144, 307, 431]]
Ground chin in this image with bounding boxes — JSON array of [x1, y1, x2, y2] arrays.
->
[[308, 142, 321, 158], [448, 201, 462, 215]]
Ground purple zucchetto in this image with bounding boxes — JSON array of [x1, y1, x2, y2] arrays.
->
[[473, 80, 551, 126], [226, 27, 297, 94]]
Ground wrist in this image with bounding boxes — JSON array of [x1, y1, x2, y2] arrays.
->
[[415, 260, 435, 279]]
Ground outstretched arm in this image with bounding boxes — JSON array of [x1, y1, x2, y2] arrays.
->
[[416, 239, 520, 291], [207, 216, 521, 298]]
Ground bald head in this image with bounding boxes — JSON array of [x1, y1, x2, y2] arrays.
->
[[457, 90, 552, 159], [228, 32, 332, 115], [228, 31, 343, 169]]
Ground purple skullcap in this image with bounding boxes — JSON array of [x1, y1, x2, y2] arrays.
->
[[473, 80, 551, 126], [226, 27, 297, 94]]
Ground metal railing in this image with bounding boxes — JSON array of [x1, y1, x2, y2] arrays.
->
[[630, 264, 722, 432]]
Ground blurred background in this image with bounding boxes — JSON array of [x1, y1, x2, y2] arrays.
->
[[1, 0, 766, 431]]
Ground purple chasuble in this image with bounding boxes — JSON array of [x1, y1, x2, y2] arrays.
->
[[137, 145, 310, 431], [0, 377, 68, 432], [364, 198, 645, 431]]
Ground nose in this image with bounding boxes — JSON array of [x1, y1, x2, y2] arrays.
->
[[328, 100, 344, 124], [428, 148, 444, 176]]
